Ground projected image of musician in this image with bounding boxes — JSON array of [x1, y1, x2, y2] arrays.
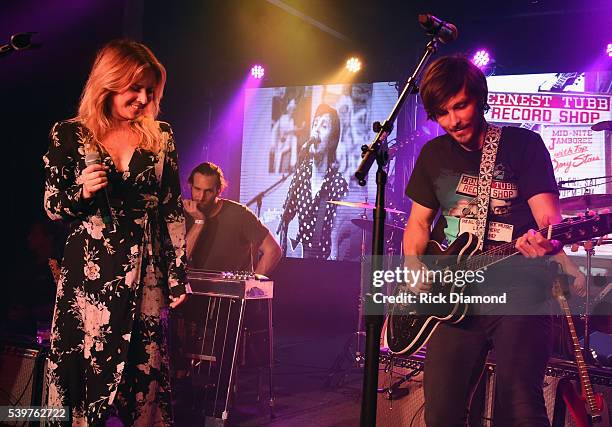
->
[[184, 161, 281, 273], [278, 103, 349, 260]]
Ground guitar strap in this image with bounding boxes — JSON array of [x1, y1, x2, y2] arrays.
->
[[475, 124, 502, 250]]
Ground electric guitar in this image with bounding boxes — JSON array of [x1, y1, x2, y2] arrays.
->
[[553, 278, 611, 426], [383, 212, 612, 356]]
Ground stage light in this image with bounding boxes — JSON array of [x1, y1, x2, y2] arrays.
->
[[250, 65, 265, 79], [607, 43, 612, 57], [472, 50, 490, 68], [346, 57, 361, 73]]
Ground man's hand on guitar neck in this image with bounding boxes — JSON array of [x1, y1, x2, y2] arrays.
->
[[518, 193, 564, 258], [515, 228, 562, 258]]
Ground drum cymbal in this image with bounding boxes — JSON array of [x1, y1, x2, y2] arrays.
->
[[560, 194, 612, 213], [327, 200, 406, 214], [351, 218, 404, 233]]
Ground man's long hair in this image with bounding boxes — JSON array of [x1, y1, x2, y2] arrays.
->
[[75, 39, 167, 152], [420, 55, 490, 120], [188, 162, 228, 194]]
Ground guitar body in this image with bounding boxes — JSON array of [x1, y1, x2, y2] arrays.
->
[[560, 379, 611, 427], [383, 213, 611, 356], [553, 277, 611, 426], [383, 232, 480, 355]]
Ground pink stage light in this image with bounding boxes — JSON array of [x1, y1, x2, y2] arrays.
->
[[607, 43, 612, 57], [472, 49, 490, 68], [250, 64, 265, 79]]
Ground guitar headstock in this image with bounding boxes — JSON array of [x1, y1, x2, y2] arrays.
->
[[554, 212, 611, 246], [551, 277, 569, 300]]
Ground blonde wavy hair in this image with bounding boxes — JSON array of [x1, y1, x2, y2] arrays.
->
[[75, 39, 167, 152]]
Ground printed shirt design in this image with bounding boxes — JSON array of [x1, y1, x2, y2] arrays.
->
[[440, 162, 519, 245]]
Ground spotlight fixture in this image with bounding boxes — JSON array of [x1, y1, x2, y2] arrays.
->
[[250, 64, 265, 79], [472, 49, 490, 68], [346, 57, 362, 73]]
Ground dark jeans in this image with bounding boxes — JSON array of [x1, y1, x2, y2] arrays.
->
[[424, 315, 553, 427]]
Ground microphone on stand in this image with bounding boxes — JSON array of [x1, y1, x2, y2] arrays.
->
[[418, 14, 458, 44], [0, 32, 41, 58], [84, 152, 116, 232]]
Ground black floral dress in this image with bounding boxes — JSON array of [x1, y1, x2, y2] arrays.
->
[[43, 120, 189, 426]]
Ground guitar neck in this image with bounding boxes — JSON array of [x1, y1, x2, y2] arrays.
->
[[556, 284, 601, 418], [464, 213, 611, 272]]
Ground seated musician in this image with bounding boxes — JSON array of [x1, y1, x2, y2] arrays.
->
[[171, 162, 281, 420], [184, 161, 281, 273]]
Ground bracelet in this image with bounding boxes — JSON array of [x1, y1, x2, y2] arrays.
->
[[194, 219, 205, 225]]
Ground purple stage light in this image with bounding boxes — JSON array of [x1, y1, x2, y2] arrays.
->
[[250, 65, 265, 79], [472, 49, 490, 68], [607, 43, 612, 57]]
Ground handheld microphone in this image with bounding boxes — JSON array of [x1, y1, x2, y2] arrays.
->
[[84, 152, 115, 231], [299, 136, 319, 159], [305, 136, 319, 149], [418, 14, 458, 44]]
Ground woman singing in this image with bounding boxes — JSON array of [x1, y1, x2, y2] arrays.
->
[[43, 39, 189, 425]]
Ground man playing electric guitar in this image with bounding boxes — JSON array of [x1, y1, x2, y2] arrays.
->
[[402, 56, 585, 426]]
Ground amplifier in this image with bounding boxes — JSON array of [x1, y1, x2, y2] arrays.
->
[[0, 342, 48, 426], [378, 350, 612, 426]]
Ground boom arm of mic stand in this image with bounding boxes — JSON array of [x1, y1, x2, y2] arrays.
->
[[354, 38, 440, 187], [245, 171, 293, 211], [357, 37, 441, 427]]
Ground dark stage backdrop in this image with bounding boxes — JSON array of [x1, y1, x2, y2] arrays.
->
[[2, 1, 126, 286]]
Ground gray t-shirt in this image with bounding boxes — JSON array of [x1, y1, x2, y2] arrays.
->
[[187, 199, 269, 271]]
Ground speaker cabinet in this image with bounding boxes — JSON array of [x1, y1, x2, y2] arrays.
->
[[378, 352, 612, 427], [376, 360, 426, 427], [0, 343, 48, 426]]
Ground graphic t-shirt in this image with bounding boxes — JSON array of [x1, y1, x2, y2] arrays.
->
[[405, 126, 559, 313], [406, 126, 559, 248]]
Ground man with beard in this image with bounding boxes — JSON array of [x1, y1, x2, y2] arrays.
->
[[184, 161, 281, 272], [402, 55, 586, 426], [174, 162, 280, 420]]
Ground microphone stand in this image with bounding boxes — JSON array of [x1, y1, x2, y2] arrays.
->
[[245, 172, 294, 218], [354, 36, 443, 426]]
